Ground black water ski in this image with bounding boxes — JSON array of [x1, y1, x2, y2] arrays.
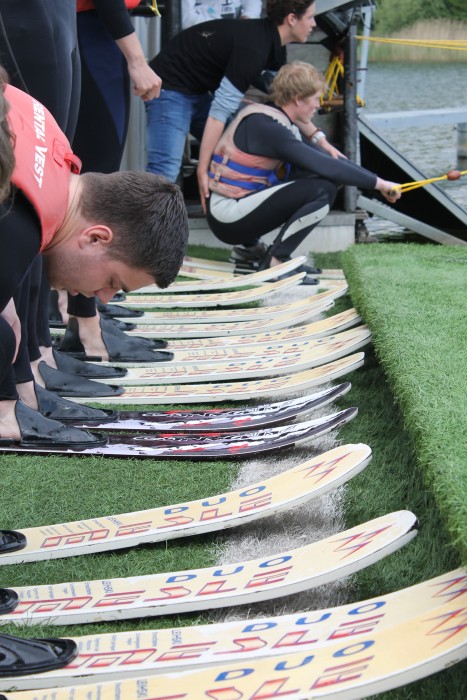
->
[[76, 383, 351, 432], [0, 409, 356, 459]]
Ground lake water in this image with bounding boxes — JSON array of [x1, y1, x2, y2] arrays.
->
[[360, 62, 467, 236]]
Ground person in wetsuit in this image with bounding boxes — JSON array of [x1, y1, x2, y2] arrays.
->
[[0, 83, 188, 448], [0, 0, 83, 411], [62, 0, 163, 362], [207, 61, 402, 283]]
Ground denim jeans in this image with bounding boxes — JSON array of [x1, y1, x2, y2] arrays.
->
[[145, 89, 212, 183]]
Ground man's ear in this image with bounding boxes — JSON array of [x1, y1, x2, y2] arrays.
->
[[78, 225, 114, 249]]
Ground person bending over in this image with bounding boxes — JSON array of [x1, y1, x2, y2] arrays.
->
[[206, 61, 401, 284], [146, 0, 325, 211], [0, 83, 188, 448]]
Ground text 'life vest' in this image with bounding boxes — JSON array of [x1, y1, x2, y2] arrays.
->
[[6, 84, 81, 250]]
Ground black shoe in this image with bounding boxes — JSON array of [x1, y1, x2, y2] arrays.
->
[[35, 384, 119, 424], [0, 401, 108, 449], [53, 349, 127, 379], [257, 250, 319, 284], [59, 317, 172, 363], [36, 361, 124, 398], [282, 258, 322, 275], [229, 241, 269, 266], [97, 301, 144, 319]]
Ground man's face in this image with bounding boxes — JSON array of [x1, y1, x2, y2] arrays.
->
[[290, 3, 317, 43], [296, 90, 322, 121], [44, 248, 156, 303]]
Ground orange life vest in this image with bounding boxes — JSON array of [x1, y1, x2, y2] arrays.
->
[[208, 103, 302, 199], [77, 0, 140, 11], [6, 84, 81, 250]]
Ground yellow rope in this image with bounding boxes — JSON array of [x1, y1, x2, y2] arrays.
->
[[356, 36, 467, 51], [148, 0, 161, 16], [396, 170, 467, 193], [322, 55, 365, 108]]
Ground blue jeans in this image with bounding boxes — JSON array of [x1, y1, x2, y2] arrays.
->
[[145, 89, 212, 182]]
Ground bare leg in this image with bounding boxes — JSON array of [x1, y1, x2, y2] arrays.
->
[[16, 380, 39, 410], [68, 315, 109, 360], [0, 400, 21, 441]]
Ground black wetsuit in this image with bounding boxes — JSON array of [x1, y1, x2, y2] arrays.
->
[[207, 106, 377, 260], [68, 0, 135, 319], [0, 0, 79, 397]]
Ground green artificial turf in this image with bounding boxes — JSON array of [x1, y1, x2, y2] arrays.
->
[[341, 243, 467, 563], [0, 452, 237, 638], [313, 250, 466, 699], [0, 242, 464, 697]]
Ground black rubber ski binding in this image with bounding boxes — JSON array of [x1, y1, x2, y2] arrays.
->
[[0, 633, 78, 677], [0, 589, 19, 614], [0, 530, 26, 555]]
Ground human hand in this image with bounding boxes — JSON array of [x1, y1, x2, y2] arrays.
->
[[376, 178, 402, 203], [129, 61, 162, 101], [197, 167, 210, 214], [320, 139, 346, 159]]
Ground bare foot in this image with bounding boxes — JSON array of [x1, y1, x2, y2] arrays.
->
[[16, 380, 39, 410], [39, 345, 57, 369], [269, 255, 283, 268], [0, 399, 21, 441], [69, 315, 109, 361]]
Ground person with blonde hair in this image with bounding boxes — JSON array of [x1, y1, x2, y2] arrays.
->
[[207, 60, 401, 283]]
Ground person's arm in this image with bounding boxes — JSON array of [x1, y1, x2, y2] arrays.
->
[[197, 116, 226, 212], [197, 76, 245, 211], [237, 114, 401, 197], [115, 33, 161, 100], [296, 119, 345, 159], [93, 0, 161, 100]]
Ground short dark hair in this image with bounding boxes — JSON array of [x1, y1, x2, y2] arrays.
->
[[80, 172, 189, 288], [267, 0, 314, 25]]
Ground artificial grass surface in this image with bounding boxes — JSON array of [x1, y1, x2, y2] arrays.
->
[[341, 243, 467, 562], [313, 251, 466, 699], [0, 242, 464, 696], [0, 452, 237, 638]]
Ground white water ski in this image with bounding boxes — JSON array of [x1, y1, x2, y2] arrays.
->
[[92, 328, 371, 384], [124, 287, 348, 327], [100, 310, 362, 367], [0, 510, 417, 626], [1, 593, 463, 699], [71, 352, 365, 404], [137, 257, 306, 293], [0, 567, 463, 689], [0, 444, 371, 565], [119, 306, 330, 338], [113, 274, 314, 308], [119, 296, 334, 325], [182, 254, 346, 278]]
